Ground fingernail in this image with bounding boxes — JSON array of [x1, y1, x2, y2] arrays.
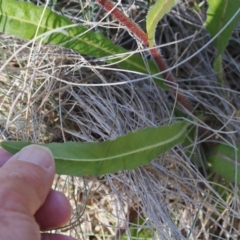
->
[[16, 145, 53, 169]]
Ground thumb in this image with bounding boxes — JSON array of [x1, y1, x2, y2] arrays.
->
[[0, 144, 55, 219]]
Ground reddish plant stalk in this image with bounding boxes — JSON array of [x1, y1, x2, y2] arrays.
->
[[97, 0, 192, 111], [97, 0, 149, 44]]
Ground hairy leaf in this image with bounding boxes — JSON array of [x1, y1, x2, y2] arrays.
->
[[208, 143, 240, 184], [146, 0, 180, 47], [1, 121, 189, 176], [0, 0, 166, 89]]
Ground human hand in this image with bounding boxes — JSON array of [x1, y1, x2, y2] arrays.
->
[[0, 145, 75, 240]]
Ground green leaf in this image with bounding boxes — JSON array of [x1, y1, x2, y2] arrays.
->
[[205, 0, 240, 82], [0, 0, 167, 89], [1, 121, 189, 176], [205, 0, 240, 55], [146, 0, 180, 47], [207, 143, 240, 184]]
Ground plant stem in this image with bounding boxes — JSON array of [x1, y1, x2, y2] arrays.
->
[[97, 0, 192, 111]]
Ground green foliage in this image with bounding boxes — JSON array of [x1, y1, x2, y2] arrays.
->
[[207, 143, 240, 184], [1, 121, 189, 176], [146, 0, 180, 47], [205, 0, 240, 82], [0, 0, 166, 89]]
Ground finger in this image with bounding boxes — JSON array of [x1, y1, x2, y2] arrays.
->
[[0, 145, 55, 215], [0, 147, 12, 167], [41, 233, 76, 240], [0, 145, 55, 240], [35, 190, 72, 230]]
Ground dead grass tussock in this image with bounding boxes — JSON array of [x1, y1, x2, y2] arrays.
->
[[0, 0, 240, 239]]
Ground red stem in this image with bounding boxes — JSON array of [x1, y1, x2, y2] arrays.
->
[[97, 0, 192, 111]]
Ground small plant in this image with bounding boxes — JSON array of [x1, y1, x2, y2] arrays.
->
[[0, 0, 191, 174], [0, 0, 240, 239]]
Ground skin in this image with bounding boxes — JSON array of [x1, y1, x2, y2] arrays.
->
[[0, 146, 76, 240]]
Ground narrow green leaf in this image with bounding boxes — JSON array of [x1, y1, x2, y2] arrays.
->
[[205, 0, 240, 55], [146, 0, 180, 47], [0, 0, 167, 89], [208, 143, 240, 184], [1, 121, 189, 176], [205, 0, 240, 83]]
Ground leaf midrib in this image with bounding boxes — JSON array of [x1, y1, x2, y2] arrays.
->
[[56, 123, 188, 162]]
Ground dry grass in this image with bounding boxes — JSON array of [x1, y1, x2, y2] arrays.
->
[[0, 0, 240, 239]]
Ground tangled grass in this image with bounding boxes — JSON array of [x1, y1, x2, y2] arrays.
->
[[0, 0, 240, 239]]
